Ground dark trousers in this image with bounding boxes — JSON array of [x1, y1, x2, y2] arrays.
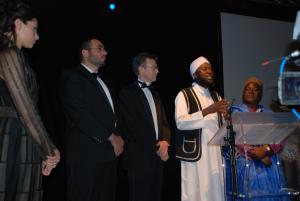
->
[[67, 159, 117, 201], [127, 156, 163, 201]]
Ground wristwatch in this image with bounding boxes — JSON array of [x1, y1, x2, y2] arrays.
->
[[264, 145, 271, 151], [263, 144, 273, 155]]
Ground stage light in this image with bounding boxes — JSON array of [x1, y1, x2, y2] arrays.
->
[[109, 3, 116, 11]]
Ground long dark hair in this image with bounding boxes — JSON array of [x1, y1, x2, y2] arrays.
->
[[0, 1, 36, 50]]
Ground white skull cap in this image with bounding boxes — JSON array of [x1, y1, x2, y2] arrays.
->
[[190, 56, 210, 78]]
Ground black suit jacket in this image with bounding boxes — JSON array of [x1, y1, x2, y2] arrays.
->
[[119, 81, 170, 165], [61, 64, 120, 165]]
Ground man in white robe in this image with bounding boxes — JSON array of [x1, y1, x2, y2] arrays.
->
[[175, 56, 229, 201]]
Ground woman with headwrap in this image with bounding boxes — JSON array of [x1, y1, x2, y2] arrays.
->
[[225, 77, 290, 201]]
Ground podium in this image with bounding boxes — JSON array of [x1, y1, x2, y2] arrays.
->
[[209, 112, 300, 200]]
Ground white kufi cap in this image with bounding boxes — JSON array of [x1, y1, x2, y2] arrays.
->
[[189, 56, 210, 78]]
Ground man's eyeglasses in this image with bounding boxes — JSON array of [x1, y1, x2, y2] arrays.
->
[[87, 47, 107, 52]]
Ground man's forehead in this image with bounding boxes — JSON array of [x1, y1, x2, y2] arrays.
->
[[91, 39, 103, 46], [199, 62, 211, 68]]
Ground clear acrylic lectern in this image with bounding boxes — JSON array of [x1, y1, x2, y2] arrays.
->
[[209, 112, 300, 201]]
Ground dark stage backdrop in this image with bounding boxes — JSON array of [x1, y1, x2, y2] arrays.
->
[[21, 0, 298, 200]]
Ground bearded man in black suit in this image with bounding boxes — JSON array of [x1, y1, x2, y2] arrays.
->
[[60, 37, 124, 201]]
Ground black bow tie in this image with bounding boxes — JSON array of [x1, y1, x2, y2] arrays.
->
[[138, 81, 152, 89], [91, 72, 99, 79]]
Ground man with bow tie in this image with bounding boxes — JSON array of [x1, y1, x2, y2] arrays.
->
[[60, 37, 124, 201], [119, 52, 171, 201]]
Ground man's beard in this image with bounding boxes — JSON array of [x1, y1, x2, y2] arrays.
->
[[195, 77, 215, 89], [89, 57, 105, 67]]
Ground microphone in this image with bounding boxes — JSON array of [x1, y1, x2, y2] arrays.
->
[[261, 50, 300, 67], [228, 98, 235, 116], [261, 57, 284, 66], [285, 50, 300, 60]]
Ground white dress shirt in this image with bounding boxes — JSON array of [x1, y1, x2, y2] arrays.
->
[[81, 63, 115, 112], [138, 79, 158, 140]]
